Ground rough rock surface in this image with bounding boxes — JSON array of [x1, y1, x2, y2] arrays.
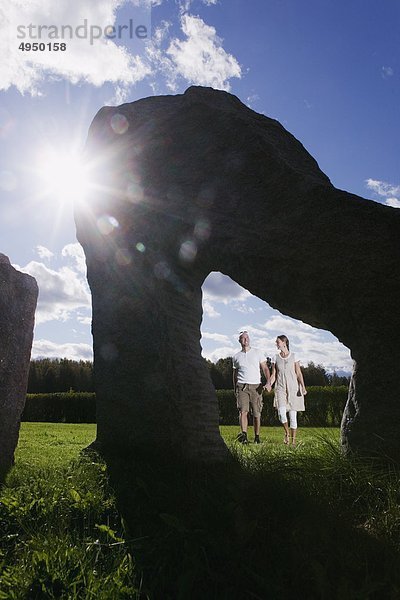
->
[[0, 254, 38, 480], [76, 86, 400, 462]]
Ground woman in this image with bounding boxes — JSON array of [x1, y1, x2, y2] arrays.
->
[[270, 335, 307, 446]]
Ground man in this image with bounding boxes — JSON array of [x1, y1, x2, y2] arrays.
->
[[232, 331, 271, 444]]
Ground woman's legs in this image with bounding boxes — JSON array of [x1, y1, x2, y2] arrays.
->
[[277, 406, 290, 444], [288, 410, 297, 445]]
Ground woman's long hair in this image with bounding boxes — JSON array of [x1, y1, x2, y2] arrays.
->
[[277, 334, 290, 351]]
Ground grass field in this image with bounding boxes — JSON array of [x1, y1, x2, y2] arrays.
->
[[15, 423, 340, 466], [14, 423, 97, 467], [1, 424, 400, 599]]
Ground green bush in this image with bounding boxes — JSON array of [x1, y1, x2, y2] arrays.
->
[[217, 386, 348, 427], [21, 387, 348, 426], [22, 393, 96, 423]]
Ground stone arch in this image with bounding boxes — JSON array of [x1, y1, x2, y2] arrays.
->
[[75, 86, 400, 463]]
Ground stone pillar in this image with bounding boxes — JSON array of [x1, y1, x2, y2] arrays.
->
[[0, 254, 38, 480], [76, 86, 400, 464], [341, 353, 400, 460]]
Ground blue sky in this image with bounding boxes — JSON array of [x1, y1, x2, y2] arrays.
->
[[1, 0, 399, 372]]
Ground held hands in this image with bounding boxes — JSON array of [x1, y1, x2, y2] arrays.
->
[[263, 383, 272, 392]]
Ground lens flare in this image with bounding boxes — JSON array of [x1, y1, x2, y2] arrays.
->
[[110, 113, 129, 135], [97, 214, 119, 235], [179, 240, 197, 262], [115, 248, 132, 266]]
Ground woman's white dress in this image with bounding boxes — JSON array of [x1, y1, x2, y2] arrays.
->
[[273, 352, 305, 411]]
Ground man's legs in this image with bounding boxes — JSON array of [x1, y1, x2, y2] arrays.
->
[[236, 411, 249, 443], [249, 385, 263, 443], [240, 410, 249, 434], [236, 385, 250, 443], [253, 416, 261, 443]]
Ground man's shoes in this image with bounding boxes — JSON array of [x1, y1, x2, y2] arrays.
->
[[236, 431, 249, 444], [254, 435, 261, 444]]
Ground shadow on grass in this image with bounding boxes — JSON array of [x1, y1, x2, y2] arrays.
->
[[103, 444, 400, 600]]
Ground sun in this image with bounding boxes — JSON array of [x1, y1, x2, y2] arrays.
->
[[35, 145, 90, 207]]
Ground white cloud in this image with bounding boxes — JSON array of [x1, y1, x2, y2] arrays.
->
[[179, 0, 218, 9], [32, 338, 93, 360], [178, 0, 193, 12], [202, 345, 236, 362], [261, 315, 352, 372], [2, 1, 240, 100], [167, 14, 241, 90], [1, 0, 151, 96], [106, 84, 130, 105], [233, 303, 257, 314], [15, 250, 91, 324], [153, 20, 172, 45], [203, 300, 221, 318], [61, 242, 87, 273], [246, 93, 260, 108], [262, 315, 316, 337], [36, 245, 54, 260], [201, 332, 231, 344], [146, 23, 178, 91], [365, 178, 400, 209], [202, 272, 251, 319], [203, 272, 250, 303], [77, 315, 92, 326], [366, 178, 400, 199], [386, 197, 400, 208], [149, 13, 241, 91], [131, 0, 163, 6], [381, 66, 394, 79]]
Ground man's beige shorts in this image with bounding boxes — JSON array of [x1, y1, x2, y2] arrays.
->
[[236, 383, 264, 417]]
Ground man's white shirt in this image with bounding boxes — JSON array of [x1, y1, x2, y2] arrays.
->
[[232, 347, 265, 384]]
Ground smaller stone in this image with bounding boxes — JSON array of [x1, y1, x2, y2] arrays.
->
[[0, 256, 38, 481]]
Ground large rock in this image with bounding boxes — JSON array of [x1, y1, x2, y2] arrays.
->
[[0, 254, 38, 480], [76, 86, 400, 462]]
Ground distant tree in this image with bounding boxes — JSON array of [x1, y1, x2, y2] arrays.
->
[[27, 358, 94, 393], [301, 361, 329, 386], [27, 360, 39, 393], [44, 360, 58, 393], [328, 371, 350, 386], [214, 357, 233, 389], [204, 357, 233, 389]]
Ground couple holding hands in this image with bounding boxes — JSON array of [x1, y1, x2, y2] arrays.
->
[[232, 331, 307, 446]]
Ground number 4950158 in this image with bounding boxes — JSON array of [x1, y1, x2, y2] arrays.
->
[[19, 42, 67, 51]]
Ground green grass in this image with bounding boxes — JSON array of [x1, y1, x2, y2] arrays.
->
[[1, 423, 137, 599], [220, 424, 339, 446], [1, 424, 400, 599], [14, 423, 96, 468]]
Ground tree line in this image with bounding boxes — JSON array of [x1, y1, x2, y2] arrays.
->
[[27, 358, 94, 393], [27, 357, 349, 393]]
